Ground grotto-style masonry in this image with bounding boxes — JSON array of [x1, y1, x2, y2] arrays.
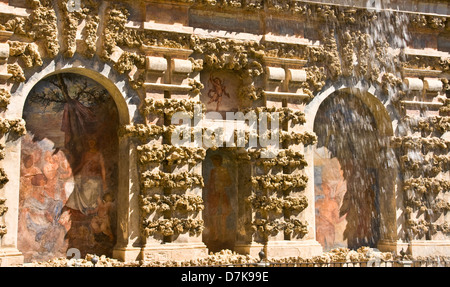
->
[[0, 0, 449, 265]]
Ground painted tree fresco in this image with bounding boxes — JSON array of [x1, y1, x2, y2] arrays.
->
[[314, 92, 382, 251], [18, 73, 119, 262]]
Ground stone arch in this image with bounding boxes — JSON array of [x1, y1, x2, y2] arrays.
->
[[1, 57, 141, 263], [7, 60, 137, 125], [304, 83, 395, 135], [304, 83, 398, 252]]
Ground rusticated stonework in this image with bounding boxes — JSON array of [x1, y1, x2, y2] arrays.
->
[[0, 0, 448, 266]]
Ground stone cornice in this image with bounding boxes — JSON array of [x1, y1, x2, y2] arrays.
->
[[145, 0, 450, 23]]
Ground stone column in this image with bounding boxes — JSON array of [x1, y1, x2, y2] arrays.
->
[[113, 135, 143, 262], [0, 135, 24, 266], [0, 33, 24, 266], [245, 58, 322, 259], [137, 45, 207, 262], [234, 153, 259, 255]]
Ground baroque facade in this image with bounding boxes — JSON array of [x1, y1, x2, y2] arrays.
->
[[0, 0, 449, 265]]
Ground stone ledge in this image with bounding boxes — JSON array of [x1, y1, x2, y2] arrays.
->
[[410, 240, 450, 257], [0, 247, 24, 267], [400, 100, 444, 108], [377, 239, 410, 254], [0, 4, 28, 18], [403, 68, 442, 78], [235, 240, 323, 259], [142, 242, 208, 262], [263, 91, 310, 100], [112, 246, 143, 262], [141, 45, 193, 58], [143, 22, 194, 35], [0, 72, 11, 81], [0, 30, 13, 42], [263, 56, 308, 67], [143, 82, 192, 92]]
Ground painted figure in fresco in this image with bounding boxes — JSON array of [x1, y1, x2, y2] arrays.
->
[[207, 74, 230, 111], [19, 73, 120, 262], [315, 182, 347, 250], [65, 138, 107, 215], [206, 154, 232, 241], [314, 92, 382, 250], [22, 172, 66, 256], [90, 193, 115, 240]]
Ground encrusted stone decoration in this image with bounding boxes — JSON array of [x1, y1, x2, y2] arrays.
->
[[0, 0, 448, 265], [0, 168, 8, 189], [248, 148, 308, 168], [4, 0, 61, 58], [0, 89, 11, 111], [137, 144, 206, 166], [391, 136, 450, 152], [8, 41, 43, 68], [250, 218, 308, 238], [119, 124, 164, 141], [280, 131, 318, 146], [0, 224, 6, 238], [141, 170, 204, 190], [242, 107, 306, 125], [403, 178, 450, 195], [142, 218, 204, 237], [141, 98, 205, 119], [7, 63, 26, 82], [246, 194, 308, 214], [140, 194, 204, 214], [0, 118, 26, 136], [0, 198, 7, 217], [251, 174, 308, 192]]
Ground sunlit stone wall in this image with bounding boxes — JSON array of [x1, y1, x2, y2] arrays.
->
[[0, 0, 448, 265]]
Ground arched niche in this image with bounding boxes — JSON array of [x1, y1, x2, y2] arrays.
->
[[202, 148, 240, 253], [0, 59, 141, 264], [309, 87, 397, 251], [18, 72, 122, 261]]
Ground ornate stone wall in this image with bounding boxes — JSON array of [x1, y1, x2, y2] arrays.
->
[[0, 0, 448, 265]]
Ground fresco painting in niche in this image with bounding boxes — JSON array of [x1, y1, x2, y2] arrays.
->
[[201, 71, 240, 115], [314, 149, 348, 251], [202, 150, 238, 252], [314, 92, 381, 251], [18, 73, 119, 262]]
